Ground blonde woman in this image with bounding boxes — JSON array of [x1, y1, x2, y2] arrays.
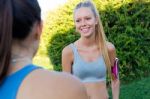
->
[[62, 0, 120, 99]]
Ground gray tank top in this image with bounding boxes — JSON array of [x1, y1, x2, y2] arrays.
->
[[69, 44, 106, 83]]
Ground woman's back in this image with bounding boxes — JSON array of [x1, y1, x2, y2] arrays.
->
[[0, 64, 40, 99], [0, 64, 88, 99], [0, 0, 88, 99]]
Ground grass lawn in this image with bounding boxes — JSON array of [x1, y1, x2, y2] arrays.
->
[[109, 77, 150, 99], [119, 77, 150, 99]]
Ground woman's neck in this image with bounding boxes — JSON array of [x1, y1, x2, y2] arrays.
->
[[11, 44, 33, 66], [8, 52, 33, 75], [78, 37, 97, 48], [11, 40, 34, 60], [8, 42, 34, 75]]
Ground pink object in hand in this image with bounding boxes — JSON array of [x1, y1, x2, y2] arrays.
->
[[111, 58, 119, 79]]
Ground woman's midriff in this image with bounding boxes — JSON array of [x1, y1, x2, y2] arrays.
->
[[83, 81, 108, 99]]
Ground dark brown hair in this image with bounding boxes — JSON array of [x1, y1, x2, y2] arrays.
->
[[0, 0, 41, 83]]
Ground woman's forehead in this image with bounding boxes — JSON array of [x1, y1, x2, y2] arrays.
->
[[74, 7, 94, 18]]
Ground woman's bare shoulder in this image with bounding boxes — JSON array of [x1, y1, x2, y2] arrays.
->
[[62, 44, 73, 56], [106, 42, 116, 53], [18, 69, 88, 99], [62, 44, 74, 64], [106, 42, 116, 66]]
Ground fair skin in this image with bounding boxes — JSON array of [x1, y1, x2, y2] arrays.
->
[[62, 7, 119, 99], [9, 22, 88, 99]]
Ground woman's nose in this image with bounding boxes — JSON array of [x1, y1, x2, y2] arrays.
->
[[81, 20, 86, 26]]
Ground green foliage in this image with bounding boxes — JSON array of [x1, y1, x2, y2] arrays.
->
[[33, 55, 53, 70], [101, 0, 150, 82], [42, 0, 81, 70], [42, 0, 150, 82], [48, 28, 80, 71]]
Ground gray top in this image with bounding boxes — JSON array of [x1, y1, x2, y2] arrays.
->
[[69, 43, 106, 83]]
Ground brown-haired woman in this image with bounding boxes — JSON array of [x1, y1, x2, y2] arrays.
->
[[0, 0, 88, 99]]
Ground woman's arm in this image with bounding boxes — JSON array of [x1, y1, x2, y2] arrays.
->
[[107, 42, 120, 99], [62, 45, 74, 73]]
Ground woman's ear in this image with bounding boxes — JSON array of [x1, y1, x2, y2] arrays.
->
[[34, 21, 43, 40], [95, 16, 98, 25], [39, 21, 43, 34]]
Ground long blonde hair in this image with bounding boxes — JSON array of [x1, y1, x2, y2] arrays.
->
[[74, 0, 112, 76]]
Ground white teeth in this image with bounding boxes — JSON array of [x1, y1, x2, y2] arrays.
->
[[81, 28, 89, 33]]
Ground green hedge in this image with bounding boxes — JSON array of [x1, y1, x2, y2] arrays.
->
[[43, 0, 150, 82], [99, 0, 150, 82]]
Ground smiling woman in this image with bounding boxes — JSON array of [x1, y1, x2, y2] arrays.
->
[[62, 1, 120, 99]]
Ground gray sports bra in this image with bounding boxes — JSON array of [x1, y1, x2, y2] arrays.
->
[[70, 44, 106, 83]]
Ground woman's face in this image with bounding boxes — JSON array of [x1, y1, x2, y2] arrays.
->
[[74, 7, 97, 38]]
